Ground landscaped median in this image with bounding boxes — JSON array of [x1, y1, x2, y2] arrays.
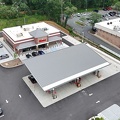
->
[[0, 58, 23, 68]]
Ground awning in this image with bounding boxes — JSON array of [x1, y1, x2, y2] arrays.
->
[[16, 41, 36, 50], [48, 36, 62, 43]]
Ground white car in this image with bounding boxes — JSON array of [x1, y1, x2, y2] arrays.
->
[[77, 13, 81, 17], [116, 13, 120, 17]]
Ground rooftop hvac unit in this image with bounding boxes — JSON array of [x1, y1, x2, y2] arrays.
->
[[16, 33, 23, 37], [113, 26, 120, 31], [42, 27, 48, 31]]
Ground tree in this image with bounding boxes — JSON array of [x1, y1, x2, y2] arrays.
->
[[114, 1, 120, 12], [64, 5, 77, 27], [89, 12, 102, 28]]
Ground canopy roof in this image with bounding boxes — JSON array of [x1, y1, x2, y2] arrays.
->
[[23, 44, 109, 91]]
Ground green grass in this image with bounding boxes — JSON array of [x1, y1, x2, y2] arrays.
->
[[0, 15, 48, 30], [77, 7, 102, 13], [76, 21, 85, 26]]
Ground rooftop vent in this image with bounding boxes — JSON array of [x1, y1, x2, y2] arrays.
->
[[110, 22, 112, 24], [24, 28, 30, 31], [42, 27, 48, 31], [107, 22, 109, 25]]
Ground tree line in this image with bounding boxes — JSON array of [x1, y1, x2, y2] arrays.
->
[[0, 0, 120, 23]]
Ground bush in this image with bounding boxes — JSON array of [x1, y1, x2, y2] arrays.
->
[[0, 5, 19, 19]]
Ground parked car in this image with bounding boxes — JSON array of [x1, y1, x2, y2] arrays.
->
[[77, 13, 81, 17], [38, 50, 45, 55], [26, 53, 32, 58], [103, 8, 107, 11], [92, 27, 97, 32], [0, 54, 9, 60], [109, 11, 116, 16], [0, 108, 3, 116], [116, 13, 120, 17], [32, 51, 39, 56], [28, 75, 37, 84], [106, 6, 112, 10], [93, 10, 99, 13]]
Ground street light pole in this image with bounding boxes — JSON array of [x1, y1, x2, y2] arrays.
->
[[82, 32, 84, 43]]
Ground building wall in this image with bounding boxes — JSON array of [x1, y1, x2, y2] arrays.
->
[[34, 36, 48, 44], [97, 29, 120, 48]]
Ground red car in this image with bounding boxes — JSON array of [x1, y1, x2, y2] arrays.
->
[[106, 7, 112, 10]]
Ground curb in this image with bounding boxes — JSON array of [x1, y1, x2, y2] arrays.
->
[[0, 58, 23, 68]]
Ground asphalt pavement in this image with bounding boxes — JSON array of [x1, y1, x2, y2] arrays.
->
[[0, 64, 120, 120], [67, 14, 120, 55]]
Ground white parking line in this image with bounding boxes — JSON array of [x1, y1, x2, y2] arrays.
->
[[89, 93, 93, 96], [5, 100, 9, 103], [19, 94, 22, 98], [0, 114, 4, 118], [96, 100, 100, 103]]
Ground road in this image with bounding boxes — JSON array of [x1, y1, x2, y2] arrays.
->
[[0, 65, 120, 120], [67, 16, 120, 55]]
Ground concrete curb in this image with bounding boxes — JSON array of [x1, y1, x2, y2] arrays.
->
[[0, 58, 23, 68]]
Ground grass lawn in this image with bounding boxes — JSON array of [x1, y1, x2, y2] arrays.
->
[[76, 21, 85, 26], [0, 15, 48, 30]]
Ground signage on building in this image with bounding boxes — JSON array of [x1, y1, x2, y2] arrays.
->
[[39, 39, 46, 43]]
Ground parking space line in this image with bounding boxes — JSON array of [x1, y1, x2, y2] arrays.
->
[[96, 100, 100, 103], [5, 100, 9, 103], [19, 94, 22, 98], [0, 114, 4, 118]]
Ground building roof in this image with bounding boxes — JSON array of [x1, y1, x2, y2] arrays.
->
[[95, 18, 120, 38], [29, 29, 48, 38], [98, 104, 120, 120], [23, 44, 109, 91], [2, 22, 60, 43]]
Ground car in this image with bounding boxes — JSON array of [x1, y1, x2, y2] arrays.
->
[[0, 108, 3, 116], [0, 54, 9, 60], [103, 8, 107, 11], [0, 42, 3, 48], [32, 51, 39, 56], [109, 11, 116, 16], [28, 75, 37, 84], [92, 27, 97, 32], [77, 13, 80, 17], [116, 13, 120, 17], [26, 53, 32, 58], [106, 6, 112, 10], [38, 50, 45, 55], [93, 10, 99, 13]]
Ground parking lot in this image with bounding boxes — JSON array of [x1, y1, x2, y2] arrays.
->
[[73, 9, 119, 27], [0, 41, 13, 64]]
